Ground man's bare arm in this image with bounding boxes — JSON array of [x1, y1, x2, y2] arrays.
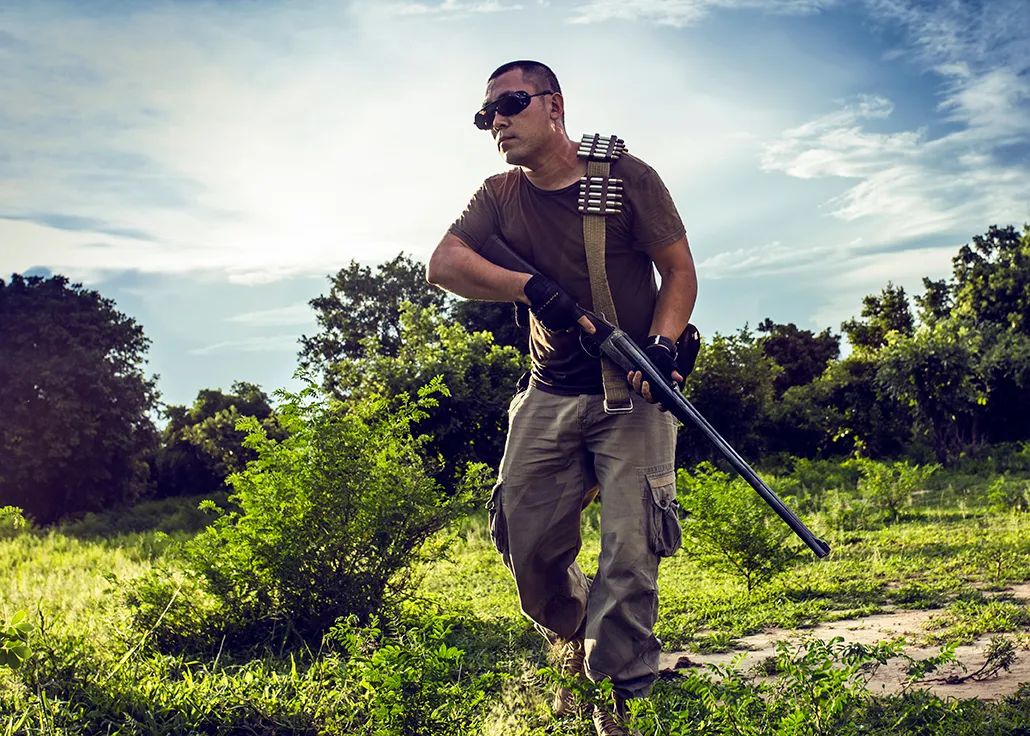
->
[[426, 232, 531, 303], [647, 235, 698, 341], [628, 235, 698, 402], [428, 232, 596, 334]]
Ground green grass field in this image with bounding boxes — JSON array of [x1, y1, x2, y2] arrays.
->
[[2, 460, 1029, 734]]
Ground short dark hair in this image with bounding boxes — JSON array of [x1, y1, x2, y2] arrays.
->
[[487, 60, 563, 127], [488, 60, 561, 96]]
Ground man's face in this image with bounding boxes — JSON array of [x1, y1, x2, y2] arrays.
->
[[482, 69, 554, 166]]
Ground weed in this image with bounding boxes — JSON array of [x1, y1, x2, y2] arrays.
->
[[0, 507, 30, 540], [0, 610, 31, 670]]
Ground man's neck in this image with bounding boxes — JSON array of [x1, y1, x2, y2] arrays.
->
[[522, 136, 584, 191]]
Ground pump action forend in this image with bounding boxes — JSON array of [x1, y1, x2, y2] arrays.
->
[[478, 234, 831, 559]]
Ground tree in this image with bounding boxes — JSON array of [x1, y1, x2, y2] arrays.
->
[[757, 318, 839, 396], [0, 275, 158, 524], [334, 304, 527, 484], [299, 253, 450, 394], [950, 224, 1030, 333], [451, 299, 528, 354], [775, 354, 913, 460], [154, 381, 283, 498], [678, 328, 779, 466], [915, 277, 951, 326], [902, 225, 1030, 452], [876, 321, 989, 462], [841, 282, 914, 351]]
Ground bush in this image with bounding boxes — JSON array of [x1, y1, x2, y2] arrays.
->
[[678, 462, 799, 593], [821, 488, 868, 532], [850, 458, 939, 523], [333, 303, 527, 486], [630, 636, 1030, 736], [129, 377, 491, 648], [986, 474, 1030, 513]]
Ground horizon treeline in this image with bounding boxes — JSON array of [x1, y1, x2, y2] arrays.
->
[[1, 223, 1027, 524]]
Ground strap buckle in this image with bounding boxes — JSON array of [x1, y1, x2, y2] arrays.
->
[[603, 396, 634, 415]]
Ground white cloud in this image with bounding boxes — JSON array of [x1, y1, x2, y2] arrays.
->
[[809, 242, 956, 330], [697, 239, 836, 279], [227, 304, 315, 327], [189, 335, 301, 356], [761, 95, 925, 181], [938, 66, 1030, 140], [0, 3, 504, 284], [567, 0, 837, 27], [761, 94, 1026, 245], [370, 0, 523, 15], [758, 0, 1030, 250], [863, 0, 1029, 69]]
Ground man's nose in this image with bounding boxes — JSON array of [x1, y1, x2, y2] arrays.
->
[[492, 115, 510, 136]]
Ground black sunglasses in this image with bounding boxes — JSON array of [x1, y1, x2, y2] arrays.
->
[[474, 90, 554, 130]]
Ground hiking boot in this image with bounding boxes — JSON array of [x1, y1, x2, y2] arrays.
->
[[551, 636, 586, 717], [592, 697, 642, 736]]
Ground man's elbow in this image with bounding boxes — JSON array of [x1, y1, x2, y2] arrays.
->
[[426, 249, 446, 287]]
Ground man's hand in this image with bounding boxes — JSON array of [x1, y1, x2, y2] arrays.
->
[[628, 336, 684, 410], [523, 274, 583, 332]]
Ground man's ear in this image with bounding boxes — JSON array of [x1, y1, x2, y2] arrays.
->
[[549, 92, 565, 122]]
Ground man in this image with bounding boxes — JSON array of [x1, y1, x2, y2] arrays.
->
[[426, 60, 697, 735]]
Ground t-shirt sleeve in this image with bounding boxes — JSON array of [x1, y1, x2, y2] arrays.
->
[[628, 167, 686, 251], [448, 181, 498, 253]]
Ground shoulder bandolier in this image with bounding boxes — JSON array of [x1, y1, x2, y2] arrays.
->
[[577, 133, 632, 413]]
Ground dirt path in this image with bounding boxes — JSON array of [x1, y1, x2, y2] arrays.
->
[[659, 583, 1030, 700]]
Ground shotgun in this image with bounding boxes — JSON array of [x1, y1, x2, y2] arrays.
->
[[478, 234, 831, 559]]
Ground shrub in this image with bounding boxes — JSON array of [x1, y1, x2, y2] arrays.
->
[[986, 475, 1030, 513], [821, 488, 868, 532], [129, 377, 490, 648], [678, 462, 799, 593], [850, 458, 939, 523]]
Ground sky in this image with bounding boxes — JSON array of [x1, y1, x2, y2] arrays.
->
[[1, 0, 1028, 408]]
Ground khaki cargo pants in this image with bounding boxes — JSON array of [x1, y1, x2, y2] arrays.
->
[[488, 385, 681, 699]]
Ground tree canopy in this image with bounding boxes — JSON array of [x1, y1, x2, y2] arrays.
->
[[154, 381, 283, 498], [330, 304, 527, 485], [757, 319, 839, 396], [299, 253, 449, 392], [0, 274, 158, 523]]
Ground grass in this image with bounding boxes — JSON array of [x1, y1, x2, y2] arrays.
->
[[418, 474, 1030, 652], [1, 464, 1029, 734]]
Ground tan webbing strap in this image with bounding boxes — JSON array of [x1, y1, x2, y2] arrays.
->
[[579, 134, 632, 413]]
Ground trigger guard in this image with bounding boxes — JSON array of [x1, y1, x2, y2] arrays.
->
[[579, 331, 602, 359]]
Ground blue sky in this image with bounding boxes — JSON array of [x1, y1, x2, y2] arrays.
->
[[1, 0, 1028, 407]]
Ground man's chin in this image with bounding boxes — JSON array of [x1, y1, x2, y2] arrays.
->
[[500, 149, 528, 166]]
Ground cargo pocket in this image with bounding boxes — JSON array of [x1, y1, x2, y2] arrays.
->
[[487, 482, 509, 556], [645, 468, 682, 557]]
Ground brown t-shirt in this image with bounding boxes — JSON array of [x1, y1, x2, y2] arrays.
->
[[449, 151, 685, 395]]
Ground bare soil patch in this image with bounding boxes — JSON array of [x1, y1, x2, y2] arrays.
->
[[660, 582, 1030, 700]]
